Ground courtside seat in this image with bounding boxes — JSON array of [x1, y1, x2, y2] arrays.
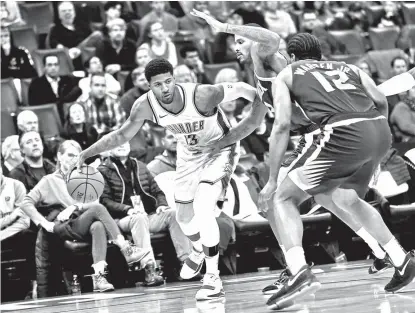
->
[[402, 3, 415, 25], [369, 27, 400, 50], [390, 203, 415, 217]]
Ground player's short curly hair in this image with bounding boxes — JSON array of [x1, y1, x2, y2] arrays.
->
[[287, 33, 322, 61], [144, 58, 173, 82]]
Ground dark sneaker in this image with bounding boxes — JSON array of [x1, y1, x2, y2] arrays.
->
[[266, 265, 321, 310], [368, 255, 393, 274], [92, 273, 115, 292], [262, 268, 291, 295], [384, 251, 415, 293], [143, 262, 165, 287]]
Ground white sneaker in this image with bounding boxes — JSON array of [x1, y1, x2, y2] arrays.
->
[[180, 248, 205, 279], [195, 272, 225, 301]]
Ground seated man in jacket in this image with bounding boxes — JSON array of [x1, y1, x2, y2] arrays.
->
[[99, 142, 192, 286]]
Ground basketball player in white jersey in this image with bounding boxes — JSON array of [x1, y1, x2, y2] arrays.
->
[[76, 58, 257, 300], [192, 9, 396, 296]]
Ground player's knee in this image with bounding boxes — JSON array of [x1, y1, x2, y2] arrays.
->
[[274, 189, 302, 208], [90, 221, 105, 234], [332, 188, 360, 208]]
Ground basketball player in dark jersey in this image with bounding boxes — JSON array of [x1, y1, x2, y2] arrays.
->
[[258, 33, 415, 310], [191, 9, 394, 296]]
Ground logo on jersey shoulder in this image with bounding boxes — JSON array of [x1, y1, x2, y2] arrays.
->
[[165, 120, 205, 135]]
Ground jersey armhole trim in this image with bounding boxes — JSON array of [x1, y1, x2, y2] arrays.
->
[[147, 93, 159, 124], [193, 83, 217, 118]]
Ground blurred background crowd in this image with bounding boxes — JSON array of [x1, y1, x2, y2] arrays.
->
[[1, 0, 415, 303]]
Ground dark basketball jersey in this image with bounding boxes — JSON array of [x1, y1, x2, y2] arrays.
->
[[291, 60, 376, 126], [255, 72, 314, 132]]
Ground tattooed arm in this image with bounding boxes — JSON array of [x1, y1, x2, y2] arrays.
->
[[77, 95, 153, 168]]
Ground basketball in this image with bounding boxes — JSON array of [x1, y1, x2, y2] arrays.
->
[[66, 165, 105, 203]]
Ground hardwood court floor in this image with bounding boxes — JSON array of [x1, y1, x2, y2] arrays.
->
[[1, 260, 415, 313]]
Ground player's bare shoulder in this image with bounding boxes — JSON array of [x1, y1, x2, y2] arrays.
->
[[129, 93, 153, 121], [194, 83, 224, 107]]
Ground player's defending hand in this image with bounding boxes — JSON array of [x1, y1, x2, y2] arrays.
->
[[258, 181, 278, 213], [75, 152, 87, 173], [190, 9, 227, 33]]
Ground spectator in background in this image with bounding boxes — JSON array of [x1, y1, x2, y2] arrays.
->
[[233, 2, 267, 28], [263, 1, 297, 39], [387, 56, 410, 114], [78, 56, 121, 97], [20, 140, 150, 293], [0, 1, 25, 27], [28, 54, 81, 120], [96, 18, 136, 76], [180, 45, 211, 84], [375, 1, 404, 28], [301, 10, 347, 58], [77, 73, 125, 136], [147, 129, 177, 177], [1, 136, 23, 177], [174, 65, 197, 83], [357, 61, 379, 84], [313, 1, 334, 26], [140, 21, 178, 68], [179, 1, 214, 47], [99, 143, 191, 285], [0, 167, 29, 241], [123, 46, 152, 92], [9, 131, 55, 192], [390, 86, 415, 143], [1, 27, 37, 79], [120, 67, 149, 117], [16, 110, 38, 134], [47, 2, 92, 70], [61, 103, 98, 150], [103, 2, 140, 42], [140, 1, 178, 38]]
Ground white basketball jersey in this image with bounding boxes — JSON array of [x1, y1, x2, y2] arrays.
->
[[147, 83, 232, 158]]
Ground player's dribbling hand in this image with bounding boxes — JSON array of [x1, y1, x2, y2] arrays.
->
[[190, 9, 227, 33], [258, 181, 278, 213]]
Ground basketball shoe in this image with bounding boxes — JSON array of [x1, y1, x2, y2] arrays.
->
[[92, 272, 115, 292], [195, 272, 225, 301], [368, 255, 393, 274], [266, 265, 321, 310], [384, 251, 415, 293], [180, 248, 205, 279], [262, 268, 291, 295]]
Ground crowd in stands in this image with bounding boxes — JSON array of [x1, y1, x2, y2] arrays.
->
[[2, 0, 415, 301]]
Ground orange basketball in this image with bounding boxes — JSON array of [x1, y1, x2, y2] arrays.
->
[[66, 165, 105, 203]]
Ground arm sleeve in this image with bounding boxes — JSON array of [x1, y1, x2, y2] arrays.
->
[[20, 179, 49, 226]]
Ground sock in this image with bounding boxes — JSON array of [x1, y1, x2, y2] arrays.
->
[[356, 228, 386, 259], [203, 244, 219, 275], [92, 261, 107, 275], [382, 238, 406, 267], [179, 216, 203, 253], [115, 235, 128, 249], [285, 246, 307, 276]]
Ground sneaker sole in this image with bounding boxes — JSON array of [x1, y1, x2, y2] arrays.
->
[[127, 250, 151, 266], [267, 281, 321, 310], [195, 290, 225, 301], [93, 287, 115, 292]]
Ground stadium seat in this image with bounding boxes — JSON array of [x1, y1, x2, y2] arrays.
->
[[405, 25, 415, 48], [366, 49, 408, 82], [365, 5, 385, 27], [1, 113, 18, 141], [20, 78, 32, 107], [402, 3, 415, 25], [18, 2, 54, 35], [369, 27, 400, 50], [117, 71, 130, 95], [329, 54, 364, 65], [204, 62, 242, 84], [329, 30, 366, 55], [19, 104, 62, 139], [1, 79, 20, 113], [80, 46, 96, 65], [10, 26, 38, 53], [32, 49, 75, 76]]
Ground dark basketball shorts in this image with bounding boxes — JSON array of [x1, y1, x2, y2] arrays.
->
[[286, 112, 392, 198]]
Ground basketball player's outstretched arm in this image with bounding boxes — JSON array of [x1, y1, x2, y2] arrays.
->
[[76, 95, 153, 169], [377, 67, 415, 96], [191, 9, 281, 56], [258, 68, 292, 210]]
